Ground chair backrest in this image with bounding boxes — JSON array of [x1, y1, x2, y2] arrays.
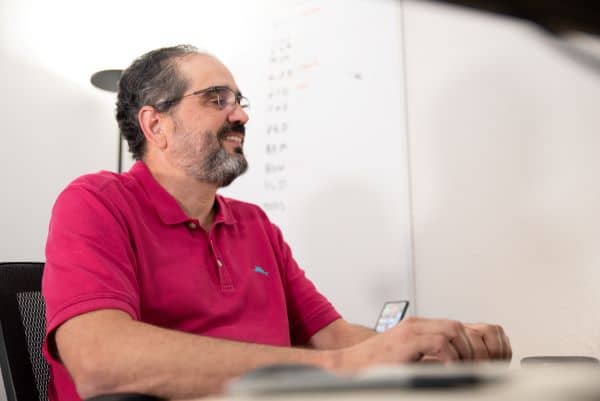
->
[[0, 262, 48, 401]]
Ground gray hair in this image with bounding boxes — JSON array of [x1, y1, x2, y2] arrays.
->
[[115, 44, 200, 160]]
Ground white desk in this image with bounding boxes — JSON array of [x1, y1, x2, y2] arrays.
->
[[188, 364, 600, 401]]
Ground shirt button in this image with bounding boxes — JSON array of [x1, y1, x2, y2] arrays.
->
[[188, 222, 197, 230], [217, 259, 223, 267]]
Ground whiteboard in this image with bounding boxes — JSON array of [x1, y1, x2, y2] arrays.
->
[[219, 0, 415, 325]]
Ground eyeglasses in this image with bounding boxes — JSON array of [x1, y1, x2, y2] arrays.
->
[[157, 86, 250, 111]]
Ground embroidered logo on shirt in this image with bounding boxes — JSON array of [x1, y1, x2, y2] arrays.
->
[[254, 266, 269, 276]]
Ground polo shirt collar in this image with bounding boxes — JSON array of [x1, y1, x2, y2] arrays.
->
[[128, 161, 236, 226], [214, 194, 236, 226]]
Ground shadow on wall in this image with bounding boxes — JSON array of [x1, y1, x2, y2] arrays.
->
[[409, 25, 600, 357], [0, 51, 117, 261], [293, 176, 412, 326]]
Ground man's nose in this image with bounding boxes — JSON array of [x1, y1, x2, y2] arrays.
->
[[228, 104, 249, 125]]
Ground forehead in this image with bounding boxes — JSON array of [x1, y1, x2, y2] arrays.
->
[[176, 54, 239, 92]]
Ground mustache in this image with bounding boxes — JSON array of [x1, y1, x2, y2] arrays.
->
[[217, 122, 245, 140]]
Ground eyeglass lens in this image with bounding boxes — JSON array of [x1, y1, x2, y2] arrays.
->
[[210, 87, 248, 109]]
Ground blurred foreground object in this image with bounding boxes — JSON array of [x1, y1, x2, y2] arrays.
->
[[422, 0, 600, 72], [425, 0, 600, 36]]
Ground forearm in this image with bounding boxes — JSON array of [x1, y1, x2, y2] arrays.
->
[[342, 323, 378, 345], [309, 319, 376, 349], [56, 311, 336, 400]]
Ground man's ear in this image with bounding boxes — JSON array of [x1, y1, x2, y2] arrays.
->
[[138, 105, 168, 150]]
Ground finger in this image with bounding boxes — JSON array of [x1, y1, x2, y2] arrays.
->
[[418, 334, 460, 363], [389, 318, 463, 363], [420, 355, 443, 364], [465, 328, 490, 361], [495, 325, 512, 360], [466, 324, 504, 360], [496, 326, 506, 359], [406, 318, 474, 361], [503, 334, 512, 360], [449, 325, 474, 361]]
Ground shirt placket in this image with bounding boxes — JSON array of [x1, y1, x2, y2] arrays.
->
[[208, 229, 234, 292]]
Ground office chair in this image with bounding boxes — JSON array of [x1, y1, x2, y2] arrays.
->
[[0, 262, 161, 401], [0, 262, 48, 401]]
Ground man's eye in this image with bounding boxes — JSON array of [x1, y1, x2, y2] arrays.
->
[[203, 95, 221, 106], [202, 88, 230, 108]]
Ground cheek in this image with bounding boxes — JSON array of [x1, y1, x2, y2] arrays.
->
[[167, 130, 195, 158]]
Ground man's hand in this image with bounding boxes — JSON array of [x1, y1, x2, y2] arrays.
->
[[464, 323, 512, 361], [334, 317, 511, 371]]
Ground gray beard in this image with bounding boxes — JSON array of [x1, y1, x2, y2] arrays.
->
[[195, 145, 248, 187], [170, 119, 249, 187]]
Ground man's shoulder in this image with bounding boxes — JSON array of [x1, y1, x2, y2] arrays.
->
[[53, 170, 138, 214], [63, 170, 135, 197]]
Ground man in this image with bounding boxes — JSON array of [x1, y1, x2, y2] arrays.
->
[[42, 45, 511, 401]]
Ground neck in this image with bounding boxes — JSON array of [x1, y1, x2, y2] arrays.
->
[[144, 157, 218, 231]]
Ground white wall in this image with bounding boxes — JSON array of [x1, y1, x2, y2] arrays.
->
[[404, 1, 600, 362], [0, 0, 272, 261]]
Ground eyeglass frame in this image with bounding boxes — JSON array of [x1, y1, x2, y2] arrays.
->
[[155, 85, 250, 111]]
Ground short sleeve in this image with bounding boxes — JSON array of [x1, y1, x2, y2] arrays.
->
[[43, 182, 141, 338], [269, 224, 341, 345]]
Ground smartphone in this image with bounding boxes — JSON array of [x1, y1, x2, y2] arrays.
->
[[374, 300, 410, 333]]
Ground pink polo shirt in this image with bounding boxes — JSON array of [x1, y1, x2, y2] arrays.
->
[[42, 161, 341, 401]]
